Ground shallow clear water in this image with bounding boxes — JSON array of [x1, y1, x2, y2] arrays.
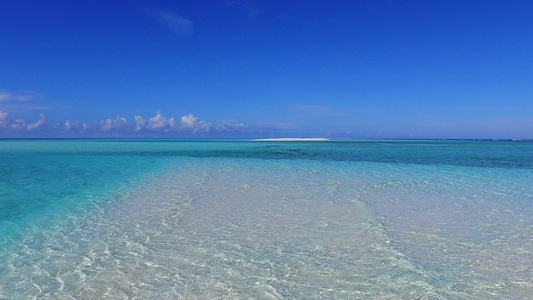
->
[[0, 139, 532, 299]]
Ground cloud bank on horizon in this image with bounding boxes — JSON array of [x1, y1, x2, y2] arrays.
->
[[0, 111, 47, 132], [0, 110, 247, 137]]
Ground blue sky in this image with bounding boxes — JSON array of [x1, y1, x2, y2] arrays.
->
[[1, 0, 532, 138]]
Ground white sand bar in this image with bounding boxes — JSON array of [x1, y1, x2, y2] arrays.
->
[[252, 138, 330, 141]]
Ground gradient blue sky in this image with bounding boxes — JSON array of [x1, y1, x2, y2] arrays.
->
[[1, 0, 532, 138]]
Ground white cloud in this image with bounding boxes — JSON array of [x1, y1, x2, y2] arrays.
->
[[0, 90, 42, 102], [180, 114, 213, 132], [180, 114, 198, 127], [99, 116, 128, 132], [9, 119, 26, 131], [132, 111, 245, 133], [218, 121, 246, 131], [146, 9, 193, 35], [0, 111, 8, 128], [57, 120, 90, 133], [168, 117, 179, 129], [134, 115, 146, 132], [65, 120, 73, 131], [146, 110, 168, 131], [0, 109, 246, 136], [26, 114, 46, 130], [0, 111, 47, 131]]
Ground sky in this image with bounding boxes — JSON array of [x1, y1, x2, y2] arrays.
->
[[1, 0, 532, 139]]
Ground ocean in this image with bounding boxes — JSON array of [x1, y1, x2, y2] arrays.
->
[[0, 139, 532, 299]]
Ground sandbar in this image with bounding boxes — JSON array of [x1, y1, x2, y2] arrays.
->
[[252, 138, 330, 141]]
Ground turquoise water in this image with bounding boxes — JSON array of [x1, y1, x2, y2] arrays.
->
[[0, 139, 532, 299]]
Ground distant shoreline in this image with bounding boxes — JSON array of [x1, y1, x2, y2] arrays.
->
[[252, 138, 330, 141]]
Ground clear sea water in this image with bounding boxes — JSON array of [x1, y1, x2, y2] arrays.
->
[[0, 139, 532, 299]]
